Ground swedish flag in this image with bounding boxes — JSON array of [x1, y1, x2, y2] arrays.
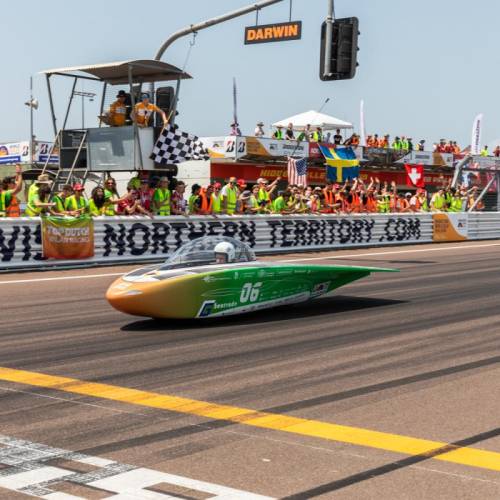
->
[[319, 145, 360, 183]]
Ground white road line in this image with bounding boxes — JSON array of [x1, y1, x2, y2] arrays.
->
[[281, 242, 500, 263], [1, 242, 499, 284], [0, 272, 123, 285]]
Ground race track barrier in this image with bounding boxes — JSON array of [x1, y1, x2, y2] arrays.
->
[[0, 212, 495, 270]]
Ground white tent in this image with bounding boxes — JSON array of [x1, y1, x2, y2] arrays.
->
[[272, 110, 353, 131]]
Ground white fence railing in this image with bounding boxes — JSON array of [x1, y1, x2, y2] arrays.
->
[[0, 214, 436, 270]]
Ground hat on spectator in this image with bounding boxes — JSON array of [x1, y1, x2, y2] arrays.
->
[[159, 176, 169, 183], [240, 190, 252, 200], [36, 174, 52, 184], [213, 182, 222, 189], [73, 183, 84, 191], [237, 179, 247, 187], [116, 90, 127, 98], [257, 121, 264, 126], [405, 192, 412, 197], [257, 177, 268, 184]]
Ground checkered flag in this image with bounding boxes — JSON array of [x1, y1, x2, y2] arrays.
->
[[150, 124, 210, 164]]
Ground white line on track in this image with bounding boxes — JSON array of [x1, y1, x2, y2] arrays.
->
[[1, 242, 499, 284]]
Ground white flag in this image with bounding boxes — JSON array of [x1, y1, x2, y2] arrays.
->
[[359, 99, 366, 147], [470, 113, 483, 155]]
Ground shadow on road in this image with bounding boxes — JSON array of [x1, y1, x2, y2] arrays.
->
[[120, 295, 406, 332]]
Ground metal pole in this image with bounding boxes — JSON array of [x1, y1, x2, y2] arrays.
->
[[81, 93, 85, 129], [468, 176, 495, 212], [289, 0, 293, 21], [62, 77, 78, 131], [128, 65, 143, 170], [99, 82, 107, 128], [324, 0, 334, 77], [154, 0, 284, 61], [46, 74, 57, 136], [451, 154, 472, 188], [29, 76, 34, 165]]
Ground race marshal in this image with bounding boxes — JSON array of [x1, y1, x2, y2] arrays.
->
[[244, 21, 302, 44]]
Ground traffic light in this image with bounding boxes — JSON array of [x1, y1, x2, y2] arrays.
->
[[320, 17, 360, 81]]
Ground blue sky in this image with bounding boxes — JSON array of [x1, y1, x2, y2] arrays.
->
[[0, 0, 497, 147]]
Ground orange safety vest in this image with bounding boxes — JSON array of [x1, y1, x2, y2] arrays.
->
[[365, 195, 376, 212], [350, 193, 361, 213], [6, 195, 20, 217], [322, 189, 334, 212], [199, 190, 212, 214]]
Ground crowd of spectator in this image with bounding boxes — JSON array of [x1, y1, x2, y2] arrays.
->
[[0, 168, 484, 219], [251, 123, 500, 158]]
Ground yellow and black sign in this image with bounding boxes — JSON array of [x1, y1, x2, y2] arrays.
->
[[244, 21, 302, 44]]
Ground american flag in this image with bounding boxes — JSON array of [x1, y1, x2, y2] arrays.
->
[[287, 157, 308, 186]]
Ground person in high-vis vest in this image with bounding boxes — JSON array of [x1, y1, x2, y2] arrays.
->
[[28, 173, 52, 207], [65, 184, 88, 215], [0, 164, 23, 217], [198, 185, 213, 215], [221, 177, 238, 215], [51, 184, 74, 215], [25, 185, 55, 216], [430, 189, 446, 211], [188, 184, 202, 215], [272, 191, 287, 214], [272, 126, 284, 140], [104, 177, 121, 216], [88, 187, 108, 216], [210, 183, 223, 215], [153, 177, 171, 216], [311, 127, 323, 143], [257, 177, 279, 209]]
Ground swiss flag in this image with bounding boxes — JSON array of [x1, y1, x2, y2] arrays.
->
[[404, 164, 425, 188]]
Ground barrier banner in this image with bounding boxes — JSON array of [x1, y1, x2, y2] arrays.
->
[[42, 216, 94, 259], [433, 213, 468, 242]]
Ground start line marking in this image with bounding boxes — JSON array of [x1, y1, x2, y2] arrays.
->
[[1, 242, 500, 285], [0, 367, 499, 474]]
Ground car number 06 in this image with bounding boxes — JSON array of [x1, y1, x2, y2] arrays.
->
[[240, 282, 262, 303]]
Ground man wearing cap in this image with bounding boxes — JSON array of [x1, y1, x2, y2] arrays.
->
[[254, 122, 265, 137], [28, 173, 52, 207], [107, 90, 128, 127], [131, 93, 167, 128], [65, 184, 88, 215], [153, 177, 171, 216]]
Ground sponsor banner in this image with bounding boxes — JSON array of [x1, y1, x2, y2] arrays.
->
[[241, 137, 308, 159], [36, 142, 59, 164], [210, 162, 452, 187], [244, 21, 302, 44], [469, 156, 500, 171], [1, 214, 432, 268], [433, 213, 469, 242], [397, 150, 454, 168], [42, 216, 94, 259], [0, 141, 59, 164], [471, 113, 483, 156], [0, 142, 29, 164]]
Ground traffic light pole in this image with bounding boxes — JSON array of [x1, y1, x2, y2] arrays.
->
[[324, 0, 334, 78]]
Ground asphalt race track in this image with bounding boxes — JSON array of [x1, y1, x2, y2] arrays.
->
[[0, 240, 499, 499]]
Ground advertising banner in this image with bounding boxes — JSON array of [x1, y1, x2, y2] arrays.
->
[[36, 142, 59, 164], [433, 213, 469, 242], [0, 142, 30, 164], [397, 150, 454, 168], [240, 137, 308, 159], [42, 216, 94, 259]]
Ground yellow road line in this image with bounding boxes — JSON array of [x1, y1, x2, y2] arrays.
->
[[0, 366, 499, 472]]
